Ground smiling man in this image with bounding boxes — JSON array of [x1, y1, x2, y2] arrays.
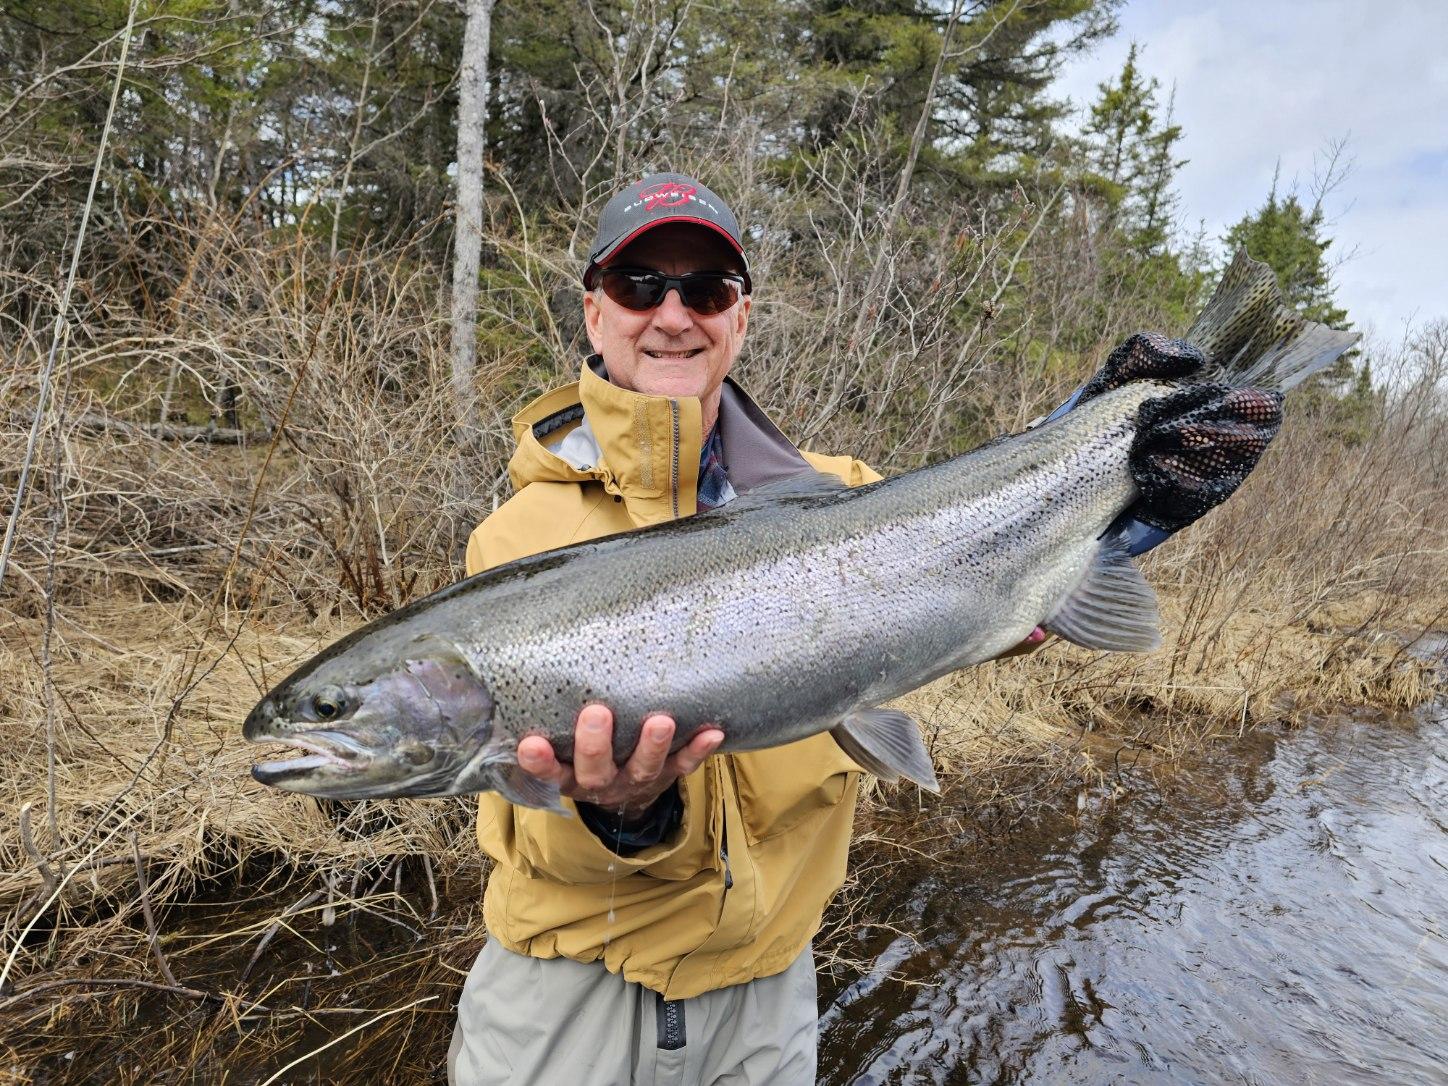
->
[[446, 174, 895, 1086]]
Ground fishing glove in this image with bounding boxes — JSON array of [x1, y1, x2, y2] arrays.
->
[[1127, 383, 1283, 533], [1047, 332, 1284, 550]]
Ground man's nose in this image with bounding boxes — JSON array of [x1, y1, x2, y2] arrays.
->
[[651, 288, 695, 334]]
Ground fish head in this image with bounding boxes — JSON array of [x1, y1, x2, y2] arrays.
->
[[245, 635, 495, 799]]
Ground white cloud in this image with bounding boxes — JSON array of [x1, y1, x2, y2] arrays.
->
[[1055, 0, 1448, 334]]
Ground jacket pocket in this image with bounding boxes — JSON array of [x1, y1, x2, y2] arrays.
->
[[732, 734, 860, 846]]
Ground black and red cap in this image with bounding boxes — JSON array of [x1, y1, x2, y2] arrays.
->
[[583, 173, 751, 293]]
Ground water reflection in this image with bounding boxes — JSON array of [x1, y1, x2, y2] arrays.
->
[[820, 692, 1448, 1084]]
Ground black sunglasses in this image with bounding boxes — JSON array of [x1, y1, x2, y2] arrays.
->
[[598, 267, 748, 316]]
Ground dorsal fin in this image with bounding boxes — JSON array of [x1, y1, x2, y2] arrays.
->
[[700, 470, 849, 516]]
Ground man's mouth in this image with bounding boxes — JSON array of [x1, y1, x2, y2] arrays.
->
[[642, 347, 705, 360]]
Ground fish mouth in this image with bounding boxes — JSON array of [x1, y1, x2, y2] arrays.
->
[[249, 729, 375, 786]]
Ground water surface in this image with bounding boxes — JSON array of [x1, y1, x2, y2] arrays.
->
[[820, 683, 1447, 1084]]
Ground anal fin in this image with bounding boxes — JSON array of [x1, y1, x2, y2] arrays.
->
[[832, 709, 939, 792], [1044, 530, 1162, 652]]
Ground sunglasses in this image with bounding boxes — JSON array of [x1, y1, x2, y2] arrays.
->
[[599, 267, 748, 316]]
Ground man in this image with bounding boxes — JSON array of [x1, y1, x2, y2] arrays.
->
[[447, 174, 1280, 1085], [448, 173, 893, 1086]]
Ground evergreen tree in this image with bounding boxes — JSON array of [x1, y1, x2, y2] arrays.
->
[[790, 0, 1118, 203], [1081, 42, 1184, 253], [1222, 168, 1349, 329]]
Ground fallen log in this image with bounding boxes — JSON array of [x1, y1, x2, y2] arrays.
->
[[73, 411, 268, 445]]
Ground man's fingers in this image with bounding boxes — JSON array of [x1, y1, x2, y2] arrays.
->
[[573, 703, 617, 792], [516, 735, 562, 781], [622, 715, 675, 785], [668, 727, 724, 778]]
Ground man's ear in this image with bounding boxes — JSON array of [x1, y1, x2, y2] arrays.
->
[[583, 290, 604, 353], [734, 294, 751, 338]]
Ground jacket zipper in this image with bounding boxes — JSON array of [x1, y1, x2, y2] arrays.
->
[[667, 399, 680, 519]]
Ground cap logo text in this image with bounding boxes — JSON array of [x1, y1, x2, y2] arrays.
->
[[640, 181, 697, 211]]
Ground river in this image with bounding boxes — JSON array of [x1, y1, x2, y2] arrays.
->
[[818, 645, 1447, 1084]]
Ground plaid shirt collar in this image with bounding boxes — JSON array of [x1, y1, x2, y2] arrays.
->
[[696, 425, 734, 510]]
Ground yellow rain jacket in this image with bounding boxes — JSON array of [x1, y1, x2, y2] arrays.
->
[[465, 357, 880, 1000]]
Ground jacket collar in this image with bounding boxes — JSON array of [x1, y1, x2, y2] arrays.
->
[[506, 355, 809, 526]]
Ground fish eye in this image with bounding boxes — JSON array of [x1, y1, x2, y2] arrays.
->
[[309, 685, 350, 722]]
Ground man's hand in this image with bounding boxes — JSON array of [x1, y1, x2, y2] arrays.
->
[[1128, 383, 1283, 532], [517, 705, 724, 821], [996, 625, 1047, 659], [1058, 331, 1285, 543]]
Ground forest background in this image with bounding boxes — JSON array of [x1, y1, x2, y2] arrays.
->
[[1, 0, 1445, 1080]]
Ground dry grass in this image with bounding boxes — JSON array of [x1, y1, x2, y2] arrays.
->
[[2, 213, 1445, 1079]]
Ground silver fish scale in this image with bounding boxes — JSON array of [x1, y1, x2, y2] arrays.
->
[[418, 383, 1166, 762]]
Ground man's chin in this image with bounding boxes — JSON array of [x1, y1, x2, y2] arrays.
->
[[631, 361, 717, 401]]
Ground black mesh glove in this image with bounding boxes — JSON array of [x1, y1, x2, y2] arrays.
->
[[1127, 384, 1284, 532], [1046, 331, 1285, 546], [1078, 331, 1207, 401]]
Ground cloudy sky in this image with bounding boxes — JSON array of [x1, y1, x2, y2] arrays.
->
[[1053, 1, 1448, 342]]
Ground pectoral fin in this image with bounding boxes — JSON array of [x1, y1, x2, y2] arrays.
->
[[1044, 530, 1162, 652], [448, 740, 568, 814], [495, 763, 567, 813], [832, 709, 939, 792]]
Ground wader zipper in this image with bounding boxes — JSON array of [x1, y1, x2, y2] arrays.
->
[[656, 991, 686, 1050], [720, 846, 733, 890], [667, 399, 680, 519]]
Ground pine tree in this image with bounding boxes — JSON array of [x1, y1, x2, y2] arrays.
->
[[1081, 43, 1185, 254], [1222, 167, 1349, 329]]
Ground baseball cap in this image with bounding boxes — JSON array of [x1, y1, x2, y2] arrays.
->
[[583, 173, 751, 292]]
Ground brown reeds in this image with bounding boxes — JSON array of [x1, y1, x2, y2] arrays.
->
[[2, 200, 1445, 1080]]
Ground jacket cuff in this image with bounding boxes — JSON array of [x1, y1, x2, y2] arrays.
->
[[577, 785, 684, 856]]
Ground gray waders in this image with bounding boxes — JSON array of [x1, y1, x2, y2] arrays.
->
[[448, 941, 817, 1085]]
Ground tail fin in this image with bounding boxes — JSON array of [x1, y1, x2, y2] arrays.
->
[[1187, 249, 1360, 391]]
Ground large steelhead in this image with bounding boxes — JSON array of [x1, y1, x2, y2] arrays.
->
[[245, 253, 1357, 809]]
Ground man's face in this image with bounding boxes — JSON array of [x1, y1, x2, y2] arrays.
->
[[583, 222, 751, 404]]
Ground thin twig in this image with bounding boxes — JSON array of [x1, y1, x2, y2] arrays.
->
[[240, 890, 324, 983], [0, 977, 378, 1017], [421, 853, 439, 920], [1, 784, 174, 990], [256, 995, 438, 1086], [130, 833, 178, 987], [17, 804, 57, 899]]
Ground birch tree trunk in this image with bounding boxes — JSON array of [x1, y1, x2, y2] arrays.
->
[[449, 0, 495, 439]]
